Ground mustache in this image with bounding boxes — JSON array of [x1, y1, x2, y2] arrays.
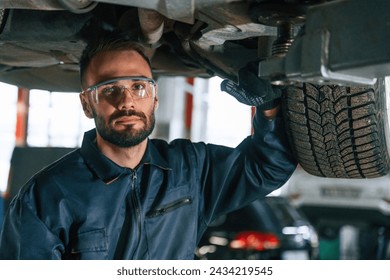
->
[[109, 109, 147, 122]]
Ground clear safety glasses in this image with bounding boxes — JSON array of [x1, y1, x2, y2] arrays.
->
[[82, 76, 156, 104]]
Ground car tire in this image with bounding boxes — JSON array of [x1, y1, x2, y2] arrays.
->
[[281, 79, 390, 178]]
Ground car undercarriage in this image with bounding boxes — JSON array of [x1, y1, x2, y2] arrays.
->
[[1, 0, 389, 178]]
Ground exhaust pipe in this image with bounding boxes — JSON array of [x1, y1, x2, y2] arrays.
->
[[138, 8, 164, 46]]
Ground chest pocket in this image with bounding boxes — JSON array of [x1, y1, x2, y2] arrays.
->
[[146, 197, 192, 218], [69, 228, 108, 260], [144, 194, 196, 259]]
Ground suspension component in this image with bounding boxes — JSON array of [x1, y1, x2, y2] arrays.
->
[[250, 0, 314, 84], [272, 23, 295, 57]]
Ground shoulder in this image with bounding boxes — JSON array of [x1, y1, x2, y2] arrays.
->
[[150, 138, 204, 148], [14, 148, 83, 198], [36, 148, 83, 178], [149, 138, 209, 157], [146, 138, 209, 169]]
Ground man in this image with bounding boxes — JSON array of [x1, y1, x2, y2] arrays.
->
[[0, 34, 297, 259]]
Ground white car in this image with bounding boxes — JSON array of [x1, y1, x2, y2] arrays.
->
[[284, 166, 390, 226], [282, 166, 390, 258]]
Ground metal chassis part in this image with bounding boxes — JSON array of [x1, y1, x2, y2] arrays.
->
[[259, 0, 390, 86]]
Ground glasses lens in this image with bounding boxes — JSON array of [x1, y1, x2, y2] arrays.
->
[[92, 78, 155, 104], [99, 85, 123, 99], [131, 81, 151, 99]]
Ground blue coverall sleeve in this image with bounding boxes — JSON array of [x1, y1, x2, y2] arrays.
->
[[0, 183, 64, 260], [198, 107, 297, 225]]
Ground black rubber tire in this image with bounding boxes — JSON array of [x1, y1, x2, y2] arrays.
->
[[282, 80, 390, 178]]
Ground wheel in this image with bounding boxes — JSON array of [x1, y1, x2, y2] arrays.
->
[[281, 78, 390, 178]]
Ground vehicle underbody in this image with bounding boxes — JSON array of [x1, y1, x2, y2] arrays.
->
[[1, 0, 389, 178]]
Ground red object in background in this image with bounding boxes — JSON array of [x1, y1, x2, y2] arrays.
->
[[184, 77, 194, 135], [230, 231, 280, 251], [15, 87, 29, 146]]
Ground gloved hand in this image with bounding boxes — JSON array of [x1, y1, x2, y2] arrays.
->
[[220, 67, 282, 110]]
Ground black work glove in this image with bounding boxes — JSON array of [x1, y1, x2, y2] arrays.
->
[[220, 67, 281, 110]]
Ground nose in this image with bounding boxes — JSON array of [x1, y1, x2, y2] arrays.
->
[[118, 88, 136, 110]]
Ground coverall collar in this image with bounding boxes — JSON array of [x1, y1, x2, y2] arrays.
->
[[80, 129, 170, 184]]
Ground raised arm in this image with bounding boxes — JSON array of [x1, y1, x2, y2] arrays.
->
[[198, 68, 297, 225]]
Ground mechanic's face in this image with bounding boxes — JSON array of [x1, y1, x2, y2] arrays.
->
[[80, 49, 158, 147]]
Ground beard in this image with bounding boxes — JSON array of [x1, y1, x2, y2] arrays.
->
[[93, 108, 155, 148]]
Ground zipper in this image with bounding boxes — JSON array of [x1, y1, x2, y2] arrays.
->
[[113, 169, 142, 259], [147, 197, 192, 218], [130, 170, 142, 258]]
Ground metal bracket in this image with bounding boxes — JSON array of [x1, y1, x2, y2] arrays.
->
[[259, 0, 390, 86]]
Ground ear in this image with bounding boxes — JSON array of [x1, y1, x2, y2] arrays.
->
[[153, 85, 159, 110], [80, 93, 94, 119], [154, 95, 159, 110]]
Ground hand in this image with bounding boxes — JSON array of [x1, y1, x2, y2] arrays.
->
[[220, 67, 281, 110]]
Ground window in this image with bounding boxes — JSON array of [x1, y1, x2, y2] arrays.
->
[[0, 83, 17, 192], [27, 90, 94, 147], [0, 86, 94, 192]]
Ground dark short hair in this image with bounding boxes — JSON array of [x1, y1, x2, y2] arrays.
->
[[79, 32, 152, 88]]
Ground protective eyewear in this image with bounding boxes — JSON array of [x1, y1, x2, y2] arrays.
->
[[82, 76, 156, 104]]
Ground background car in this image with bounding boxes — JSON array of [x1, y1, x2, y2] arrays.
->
[[195, 196, 319, 260], [283, 165, 390, 259]]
